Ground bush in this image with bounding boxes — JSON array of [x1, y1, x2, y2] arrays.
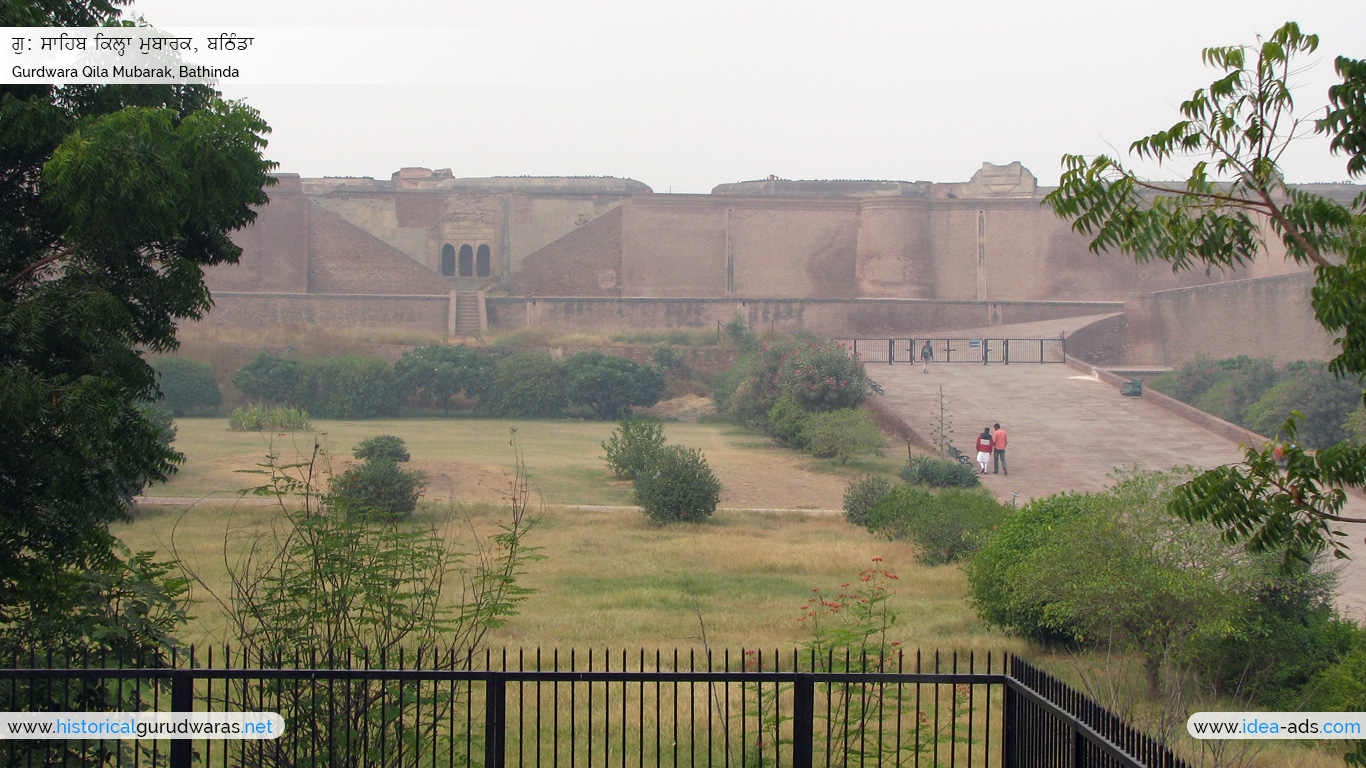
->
[[842, 475, 892, 527], [299, 356, 399, 419], [353, 434, 410, 463], [767, 394, 811, 448], [1303, 641, 1366, 712], [964, 491, 1099, 643], [228, 403, 313, 431], [329, 457, 424, 520], [1185, 564, 1356, 706], [152, 356, 222, 416], [482, 351, 566, 418], [867, 487, 1006, 565], [634, 445, 721, 523], [900, 454, 980, 488], [394, 344, 493, 415], [652, 343, 687, 375], [1246, 364, 1363, 448], [801, 408, 887, 464], [564, 352, 667, 420], [138, 401, 177, 446], [233, 351, 305, 406], [602, 418, 667, 479]]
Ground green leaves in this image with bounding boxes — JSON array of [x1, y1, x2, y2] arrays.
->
[[1045, 23, 1366, 566]]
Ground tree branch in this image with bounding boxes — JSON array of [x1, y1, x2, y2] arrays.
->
[[4, 245, 76, 290]]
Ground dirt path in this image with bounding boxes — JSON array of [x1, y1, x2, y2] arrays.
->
[[869, 331, 1366, 619]]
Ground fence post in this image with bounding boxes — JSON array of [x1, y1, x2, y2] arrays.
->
[[170, 671, 193, 768], [1073, 727, 1087, 768], [1005, 339, 1009, 365], [792, 675, 814, 768], [888, 338, 893, 365], [485, 674, 506, 768]]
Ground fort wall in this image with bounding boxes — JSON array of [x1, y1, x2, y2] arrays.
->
[[1123, 272, 1336, 365]]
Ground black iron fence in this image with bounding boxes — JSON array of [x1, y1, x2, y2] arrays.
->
[[0, 647, 1188, 768], [832, 339, 1066, 365]]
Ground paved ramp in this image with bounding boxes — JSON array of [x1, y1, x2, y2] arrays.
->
[[870, 360, 1366, 619]]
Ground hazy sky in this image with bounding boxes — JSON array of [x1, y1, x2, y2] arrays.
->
[[126, 0, 1364, 192]]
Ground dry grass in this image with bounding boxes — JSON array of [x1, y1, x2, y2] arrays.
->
[[147, 418, 905, 509], [115, 499, 1016, 655]]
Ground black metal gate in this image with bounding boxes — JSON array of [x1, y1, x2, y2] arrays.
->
[[833, 338, 1066, 364]]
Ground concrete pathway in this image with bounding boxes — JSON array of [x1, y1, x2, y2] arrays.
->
[[870, 355, 1366, 619]]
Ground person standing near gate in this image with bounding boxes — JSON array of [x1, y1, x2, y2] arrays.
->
[[992, 423, 1008, 475], [921, 340, 933, 373]]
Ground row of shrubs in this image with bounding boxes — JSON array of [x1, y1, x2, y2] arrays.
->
[[147, 346, 673, 421], [844, 464, 1366, 713], [602, 419, 721, 523], [714, 338, 887, 463], [1150, 356, 1365, 449]]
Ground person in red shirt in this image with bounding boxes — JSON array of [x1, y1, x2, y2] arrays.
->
[[974, 428, 993, 474], [992, 423, 1008, 475]]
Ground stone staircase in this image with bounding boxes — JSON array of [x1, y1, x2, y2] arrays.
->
[[452, 291, 485, 335]]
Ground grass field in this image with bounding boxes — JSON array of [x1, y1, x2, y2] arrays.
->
[[144, 417, 907, 509]]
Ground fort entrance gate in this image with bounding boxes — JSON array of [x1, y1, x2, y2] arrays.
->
[[833, 337, 1067, 364]]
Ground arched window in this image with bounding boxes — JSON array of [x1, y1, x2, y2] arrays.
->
[[440, 244, 455, 276], [476, 244, 491, 278], [458, 244, 474, 277]]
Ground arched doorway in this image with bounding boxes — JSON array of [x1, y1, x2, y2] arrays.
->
[[476, 244, 491, 278], [458, 244, 474, 277], [440, 244, 455, 276]]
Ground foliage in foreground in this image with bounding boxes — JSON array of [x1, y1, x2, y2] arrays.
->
[[966, 470, 1364, 708], [201, 435, 541, 764], [1043, 21, 1366, 571]]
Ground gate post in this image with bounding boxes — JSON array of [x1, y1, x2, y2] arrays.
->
[[485, 674, 506, 768], [792, 676, 814, 768], [888, 338, 894, 365], [170, 671, 193, 768]]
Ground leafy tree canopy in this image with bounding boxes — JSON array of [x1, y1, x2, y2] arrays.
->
[[1044, 22, 1366, 566], [0, 0, 275, 646]]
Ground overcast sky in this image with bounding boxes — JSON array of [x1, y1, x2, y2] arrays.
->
[[125, 0, 1364, 192]]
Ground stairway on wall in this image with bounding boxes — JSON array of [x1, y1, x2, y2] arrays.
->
[[454, 291, 483, 334]]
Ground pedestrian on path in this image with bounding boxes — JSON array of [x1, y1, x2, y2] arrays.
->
[[921, 340, 933, 373], [975, 428, 993, 473], [992, 423, 1008, 475]]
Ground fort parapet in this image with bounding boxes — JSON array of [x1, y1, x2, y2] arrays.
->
[[202, 162, 1347, 365]]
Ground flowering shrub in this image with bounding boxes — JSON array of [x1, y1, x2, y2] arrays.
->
[[774, 340, 871, 412]]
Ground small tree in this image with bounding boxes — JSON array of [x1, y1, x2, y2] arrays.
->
[[842, 475, 892, 527], [394, 344, 493, 415], [299, 356, 399, 419], [233, 351, 305, 406], [353, 434, 411, 463], [329, 458, 424, 521], [634, 445, 721, 523], [151, 356, 222, 416], [482, 350, 566, 418], [930, 386, 954, 460], [801, 408, 887, 464], [602, 418, 667, 479], [565, 352, 667, 420]]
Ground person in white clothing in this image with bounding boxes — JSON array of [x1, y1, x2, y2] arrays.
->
[[974, 427, 993, 474]]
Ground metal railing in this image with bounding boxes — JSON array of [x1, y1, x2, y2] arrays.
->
[[832, 339, 1066, 365], [0, 647, 1188, 768]]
